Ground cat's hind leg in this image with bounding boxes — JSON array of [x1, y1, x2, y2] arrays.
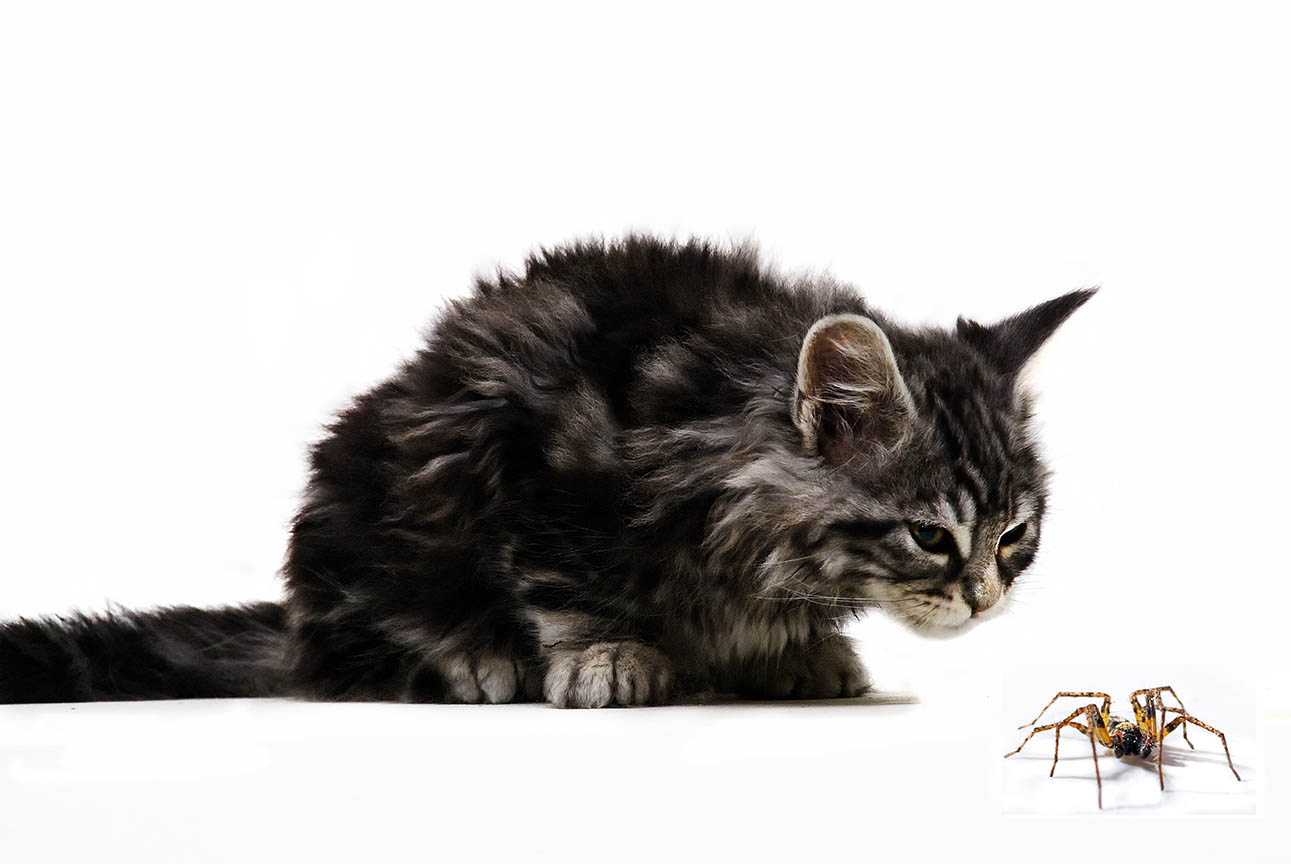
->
[[288, 606, 543, 704], [285, 540, 542, 704], [731, 631, 871, 700], [408, 627, 544, 704], [436, 652, 522, 704]]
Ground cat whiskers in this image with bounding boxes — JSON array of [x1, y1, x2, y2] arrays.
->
[[751, 584, 919, 611], [910, 601, 942, 630]]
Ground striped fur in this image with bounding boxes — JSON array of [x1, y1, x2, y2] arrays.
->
[[0, 237, 1092, 705]]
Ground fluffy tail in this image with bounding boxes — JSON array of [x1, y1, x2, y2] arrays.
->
[[0, 602, 289, 703]]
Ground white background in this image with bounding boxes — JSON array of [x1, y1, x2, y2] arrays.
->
[[1, 1, 1288, 861]]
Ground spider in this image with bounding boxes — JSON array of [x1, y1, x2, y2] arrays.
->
[[1004, 686, 1241, 809]]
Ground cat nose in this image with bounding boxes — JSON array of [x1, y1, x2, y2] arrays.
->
[[963, 575, 1003, 614], [961, 555, 1004, 614]]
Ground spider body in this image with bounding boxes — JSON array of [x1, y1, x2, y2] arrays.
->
[[1004, 686, 1240, 809], [1106, 716, 1154, 760]]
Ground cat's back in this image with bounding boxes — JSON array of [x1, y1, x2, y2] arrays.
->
[[412, 236, 847, 420], [316, 237, 862, 515]]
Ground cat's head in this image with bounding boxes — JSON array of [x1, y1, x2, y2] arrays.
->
[[786, 289, 1094, 636]]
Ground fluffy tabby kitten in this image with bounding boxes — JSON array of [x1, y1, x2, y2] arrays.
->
[[0, 237, 1093, 707]]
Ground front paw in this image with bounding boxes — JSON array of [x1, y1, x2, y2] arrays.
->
[[543, 642, 674, 708], [748, 635, 872, 700]]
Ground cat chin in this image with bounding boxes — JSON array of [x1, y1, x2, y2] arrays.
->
[[893, 611, 973, 640], [902, 615, 978, 640]]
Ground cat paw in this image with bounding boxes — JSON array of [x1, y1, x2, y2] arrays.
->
[[755, 635, 872, 700], [543, 642, 674, 708], [435, 652, 526, 703]]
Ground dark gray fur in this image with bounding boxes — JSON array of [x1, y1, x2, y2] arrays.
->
[[0, 236, 1092, 706]]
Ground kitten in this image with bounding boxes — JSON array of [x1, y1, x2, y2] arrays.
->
[[0, 237, 1092, 706]]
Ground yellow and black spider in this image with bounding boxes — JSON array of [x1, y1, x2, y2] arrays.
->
[[1004, 686, 1241, 809]]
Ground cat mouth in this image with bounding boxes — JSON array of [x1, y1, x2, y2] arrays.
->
[[904, 590, 1013, 638], [864, 581, 986, 638]]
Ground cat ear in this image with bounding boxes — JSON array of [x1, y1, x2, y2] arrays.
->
[[955, 288, 1097, 377], [793, 314, 916, 463]]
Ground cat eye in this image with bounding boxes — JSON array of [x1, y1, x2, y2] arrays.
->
[[998, 522, 1027, 549], [909, 523, 952, 554]]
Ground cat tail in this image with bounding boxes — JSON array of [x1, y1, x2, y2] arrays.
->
[[0, 601, 290, 703]]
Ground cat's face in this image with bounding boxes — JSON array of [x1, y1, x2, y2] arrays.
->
[[827, 385, 1048, 637], [786, 291, 1092, 636]]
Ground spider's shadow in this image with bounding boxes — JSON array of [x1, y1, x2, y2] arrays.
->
[[1007, 743, 1249, 812], [1010, 739, 1245, 780]]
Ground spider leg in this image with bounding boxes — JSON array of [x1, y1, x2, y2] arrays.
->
[[1155, 693, 1165, 790], [1129, 688, 1155, 733], [1154, 685, 1189, 713], [1016, 691, 1111, 729], [1050, 721, 1090, 775], [1007, 705, 1106, 809], [1132, 686, 1193, 748], [1161, 712, 1241, 782], [1087, 707, 1103, 809], [1159, 687, 1194, 748], [1156, 705, 1195, 749], [1006, 705, 1110, 759]]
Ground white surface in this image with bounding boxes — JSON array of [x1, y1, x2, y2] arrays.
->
[[1, 671, 1284, 862], [1002, 664, 1257, 815], [2, 1, 1290, 861]]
